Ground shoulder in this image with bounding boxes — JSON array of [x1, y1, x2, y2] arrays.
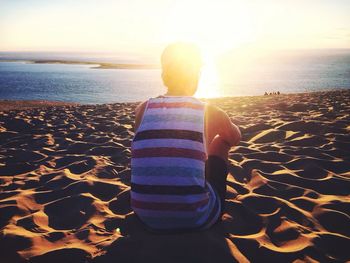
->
[[135, 100, 148, 116], [205, 102, 227, 120], [134, 100, 149, 132]]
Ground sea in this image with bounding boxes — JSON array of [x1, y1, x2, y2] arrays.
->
[[0, 49, 349, 104]]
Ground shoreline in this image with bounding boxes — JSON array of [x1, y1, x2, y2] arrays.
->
[[0, 59, 159, 70], [0, 89, 348, 111]]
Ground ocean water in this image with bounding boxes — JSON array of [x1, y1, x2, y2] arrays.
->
[[0, 62, 165, 103], [0, 50, 349, 104]]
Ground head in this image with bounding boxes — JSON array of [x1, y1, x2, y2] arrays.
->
[[161, 42, 202, 96]]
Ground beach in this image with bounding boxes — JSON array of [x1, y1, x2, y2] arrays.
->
[[0, 90, 349, 262]]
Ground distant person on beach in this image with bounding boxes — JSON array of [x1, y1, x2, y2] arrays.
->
[[130, 43, 241, 231]]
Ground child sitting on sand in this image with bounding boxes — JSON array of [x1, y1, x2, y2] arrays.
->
[[131, 43, 241, 231]]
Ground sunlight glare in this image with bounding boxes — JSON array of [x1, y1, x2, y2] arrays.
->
[[161, 1, 259, 98], [195, 54, 221, 98]]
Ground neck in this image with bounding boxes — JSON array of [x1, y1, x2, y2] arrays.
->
[[165, 89, 195, 97]]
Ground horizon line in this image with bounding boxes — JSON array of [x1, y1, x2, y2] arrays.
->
[[1, 47, 350, 53]]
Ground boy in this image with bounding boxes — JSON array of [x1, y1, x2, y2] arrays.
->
[[131, 43, 241, 231]]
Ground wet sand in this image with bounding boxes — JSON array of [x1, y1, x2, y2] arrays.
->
[[0, 100, 77, 112], [0, 90, 349, 262]]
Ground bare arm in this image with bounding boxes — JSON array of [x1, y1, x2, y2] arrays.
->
[[206, 104, 241, 147]]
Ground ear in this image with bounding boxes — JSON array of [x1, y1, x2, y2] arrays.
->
[[161, 71, 169, 88]]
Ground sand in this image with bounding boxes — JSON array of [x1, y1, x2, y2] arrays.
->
[[0, 90, 349, 263], [0, 100, 78, 112]]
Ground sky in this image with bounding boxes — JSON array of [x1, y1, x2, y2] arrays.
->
[[0, 0, 349, 58]]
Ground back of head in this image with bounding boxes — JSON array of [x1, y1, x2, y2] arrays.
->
[[161, 42, 202, 96]]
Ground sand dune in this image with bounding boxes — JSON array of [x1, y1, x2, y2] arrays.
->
[[0, 90, 349, 262]]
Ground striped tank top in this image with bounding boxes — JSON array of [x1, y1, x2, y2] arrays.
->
[[131, 96, 221, 230]]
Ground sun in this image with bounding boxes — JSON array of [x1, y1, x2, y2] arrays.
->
[[195, 53, 221, 98]]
